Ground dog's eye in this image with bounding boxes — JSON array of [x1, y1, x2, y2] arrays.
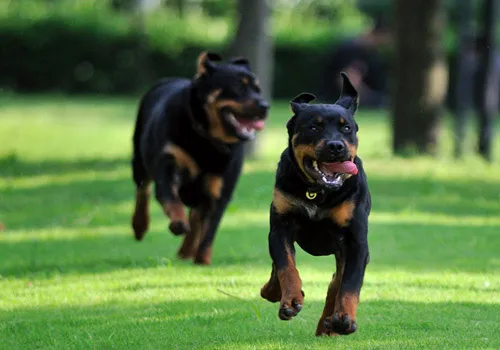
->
[[341, 125, 351, 133], [232, 83, 248, 96], [310, 125, 318, 131]]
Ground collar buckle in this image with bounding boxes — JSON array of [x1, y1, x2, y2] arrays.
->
[[305, 191, 317, 200]]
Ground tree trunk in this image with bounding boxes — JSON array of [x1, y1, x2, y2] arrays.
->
[[477, 0, 499, 162], [228, 0, 273, 158], [112, 0, 161, 12], [392, 0, 448, 155], [453, 0, 475, 158]]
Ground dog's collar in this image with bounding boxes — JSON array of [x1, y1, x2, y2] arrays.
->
[[186, 89, 232, 154], [285, 148, 356, 205]]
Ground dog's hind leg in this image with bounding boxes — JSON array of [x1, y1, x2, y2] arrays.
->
[[177, 207, 207, 260], [131, 155, 151, 241], [132, 183, 151, 240], [154, 154, 190, 237]]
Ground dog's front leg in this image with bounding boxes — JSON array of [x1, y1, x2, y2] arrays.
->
[[315, 252, 345, 336], [263, 214, 304, 321], [323, 237, 369, 335], [154, 154, 190, 236]]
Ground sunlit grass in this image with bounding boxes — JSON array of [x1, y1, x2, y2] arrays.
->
[[1, 95, 499, 349]]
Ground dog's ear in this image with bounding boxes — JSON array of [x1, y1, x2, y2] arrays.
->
[[286, 115, 297, 137], [287, 93, 315, 136], [290, 92, 316, 114], [229, 57, 250, 69], [196, 51, 222, 77], [335, 72, 359, 114]]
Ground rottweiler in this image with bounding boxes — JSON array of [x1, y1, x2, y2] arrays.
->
[[260, 73, 371, 336], [131, 51, 269, 265]]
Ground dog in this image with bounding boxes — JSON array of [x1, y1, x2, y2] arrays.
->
[[131, 51, 269, 265], [260, 73, 371, 336]]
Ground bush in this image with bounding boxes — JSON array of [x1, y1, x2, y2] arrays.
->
[[0, 1, 461, 99], [0, 1, 373, 98]]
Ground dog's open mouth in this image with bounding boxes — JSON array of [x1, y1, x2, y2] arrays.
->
[[303, 157, 358, 188], [223, 110, 266, 140]]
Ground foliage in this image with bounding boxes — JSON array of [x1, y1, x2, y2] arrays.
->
[[0, 96, 499, 348], [0, 0, 369, 97]]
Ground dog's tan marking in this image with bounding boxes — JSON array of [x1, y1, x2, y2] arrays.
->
[[204, 89, 240, 144], [205, 175, 223, 199], [272, 188, 294, 215], [162, 201, 187, 223], [178, 208, 204, 259], [316, 255, 345, 336], [340, 292, 359, 320], [330, 200, 355, 227], [132, 184, 151, 240], [291, 134, 316, 183], [342, 136, 358, 160], [195, 51, 211, 78], [261, 263, 282, 302], [277, 245, 303, 312], [164, 143, 200, 179]]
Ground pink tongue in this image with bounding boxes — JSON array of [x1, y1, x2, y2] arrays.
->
[[323, 161, 358, 175], [237, 119, 265, 131]]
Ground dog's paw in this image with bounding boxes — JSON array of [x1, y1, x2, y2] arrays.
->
[[260, 282, 281, 303], [169, 220, 190, 236], [323, 312, 357, 335], [177, 248, 194, 260], [132, 213, 149, 241], [194, 247, 212, 265], [278, 291, 305, 321]]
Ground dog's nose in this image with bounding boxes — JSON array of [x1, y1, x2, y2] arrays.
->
[[327, 141, 345, 154], [256, 99, 269, 111]]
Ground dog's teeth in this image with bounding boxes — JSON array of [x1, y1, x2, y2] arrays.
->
[[313, 161, 319, 171]]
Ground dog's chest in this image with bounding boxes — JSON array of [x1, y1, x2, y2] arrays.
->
[[297, 200, 328, 220]]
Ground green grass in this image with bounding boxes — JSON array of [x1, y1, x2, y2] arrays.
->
[[1, 94, 499, 349]]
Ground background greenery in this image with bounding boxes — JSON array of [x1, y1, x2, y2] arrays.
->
[[0, 0, 466, 98], [1, 96, 499, 349]]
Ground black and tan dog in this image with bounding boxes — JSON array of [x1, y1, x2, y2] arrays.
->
[[131, 51, 268, 265], [260, 73, 371, 336]]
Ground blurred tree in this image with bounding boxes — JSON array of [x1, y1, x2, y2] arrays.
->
[[165, 0, 186, 18], [452, 0, 475, 158], [111, 0, 161, 12], [392, 0, 448, 155], [201, 0, 233, 17], [476, 0, 499, 161], [228, 0, 273, 158]]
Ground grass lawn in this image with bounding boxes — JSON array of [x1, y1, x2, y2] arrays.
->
[[0, 94, 499, 349]]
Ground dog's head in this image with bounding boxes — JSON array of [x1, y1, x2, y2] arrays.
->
[[192, 51, 269, 143], [287, 73, 359, 190]]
